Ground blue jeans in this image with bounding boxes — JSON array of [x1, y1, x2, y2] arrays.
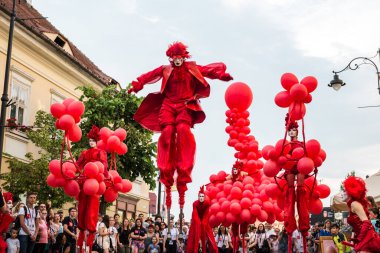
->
[[19, 235, 36, 253]]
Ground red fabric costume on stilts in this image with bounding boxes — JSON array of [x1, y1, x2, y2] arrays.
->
[[76, 126, 108, 250], [343, 176, 380, 252], [187, 186, 217, 253], [129, 42, 232, 208], [0, 193, 14, 253]]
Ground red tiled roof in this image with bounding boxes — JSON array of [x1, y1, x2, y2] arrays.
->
[[0, 0, 117, 86]]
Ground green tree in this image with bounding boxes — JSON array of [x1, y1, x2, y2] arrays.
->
[[1, 111, 73, 208], [73, 85, 157, 189]]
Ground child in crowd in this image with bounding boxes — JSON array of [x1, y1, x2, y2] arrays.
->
[[330, 223, 350, 253], [6, 228, 20, 253], [147, 236, 160, 253]]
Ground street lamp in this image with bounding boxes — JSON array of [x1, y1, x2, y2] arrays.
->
[[328, 49, 380, 94]]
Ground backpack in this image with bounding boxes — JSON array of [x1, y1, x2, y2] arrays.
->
[[13, 206, 39, 231]]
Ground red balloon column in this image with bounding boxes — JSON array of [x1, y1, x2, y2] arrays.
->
[[47, 98, 132, 251], [263, 73, 330, 253], [205, 82, 283, 252]]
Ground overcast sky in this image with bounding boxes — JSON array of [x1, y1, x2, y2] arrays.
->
[[32, 0, 380, 219]]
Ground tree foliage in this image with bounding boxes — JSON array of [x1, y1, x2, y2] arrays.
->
[[1, 111, 73, 207], [73, 85, 157, 189]]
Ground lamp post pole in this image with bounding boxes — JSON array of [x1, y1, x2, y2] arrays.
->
[[157, 172, 162, 216], [0, 0, 17, 172]]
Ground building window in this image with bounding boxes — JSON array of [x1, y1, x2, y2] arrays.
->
[[54, 35, 66, 48], [51, 92, 65, 105], [10, 77, 30, 126]]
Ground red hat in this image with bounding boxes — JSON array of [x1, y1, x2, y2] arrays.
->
[[166, 42, 190, 59], [3, 192, 13, 203], [285, 113, 298, 130], [343, 176, 367, 200], [198, 185, 205, 194], [232, 160, 244, 171], [87, 125, 100, 141]]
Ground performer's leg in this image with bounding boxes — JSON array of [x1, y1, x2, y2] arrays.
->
[[296, 175, 309, 253], [85, 195, 100, 250], [284, 174, 297, 253], [157, 124, 176, 187]]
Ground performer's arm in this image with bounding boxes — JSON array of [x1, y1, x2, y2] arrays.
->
[[128, 66, 164, 93], [198, 63, 233, 81]]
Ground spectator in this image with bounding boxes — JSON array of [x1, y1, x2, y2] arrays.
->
[[6, 228, 20, 253], [33, 209, 48, 253], [269, 228, 280, 253], [154, 216, 162, 227], [147, 236, 160, 253], [13, 203, 24, 220], [255, 223, 269, 253], [109, 216, 118, 253], [215, 225, 232, 253], [292, 229, 303, 253], [97, 215, 111, 253], [50, 213, 63, 253], [330, 223, 349, 253], [62, 208, 77, 253], [138, 214, 148, 229], [56, 212, 63, 223], [144, 225, 156, 252], [52, 234, 70, 253], [176, 237, 184, 253], [96, 214, 103, 237], [278, 227, 288, 253], [114, 214, 121, 230], [312, 223, 323, 253], [130, 218, 147, 253], [369, 208, 379, 234], [246, 225, 257, 253], [162, 220, 178, 253], [19, 192, 39, 253], [319, 219, 331, 236], [117, 218, 131, 253]]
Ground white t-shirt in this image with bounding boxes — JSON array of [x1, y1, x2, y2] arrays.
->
[[292, 230, 303, 253], [6, 238, 20, 253], [108, 226, 118, 248], [215, 234, 231, 248], [162, 227, 179, 240], [18, 206, 39, 236]]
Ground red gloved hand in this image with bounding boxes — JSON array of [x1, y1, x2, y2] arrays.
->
[[127, 81, 143, 94], [220, 73, 233, 81]]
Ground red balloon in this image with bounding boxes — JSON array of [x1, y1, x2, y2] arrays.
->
[[262, 201, 274, 213], [306, 139, 321, 158], [291, 147, 305, 159], [116, 143, 128, 155], [210, 203, 221, 214], [46, 174, 58, 188], [99, 127, 112, 142], [114, 128, 127, 141], [216, 211, 226, 223], [67, 101, 85, 119], [242, 190, 254, 199], [83, 179, 99, 196], [225, 212, 236, 224], [64, 180, 80, 197], [317, 184, 331, 199], [242, 176, 254, 185], [68, 124, 82, 142], [50, 103, 66, 119], [59, 114, 75, 131], [250, 204, 261, 216], [63, 98, 75, 108], [107, 136, 121, 151], [121, 179, 132, 193], [62, 162, 76, 178], [230, 187, 243, 200], [104, 188, 118, 202], [97, 181, 106, 195], [275, 139, 290, 157], [223, 184, 233, 195], [94, 161, 105, 174], [303, 94, 313, 103], [252, 198, 263, 206], [84, 162, 99, 178], [301, 76, 318, 93], [265, 184, 280, 198], [318, 149, 327, 162], [114, 183, 123, 192], [290, 84, 308, 101], [309, 198, 323, 214], [217, 171, 227, 180], [297, 157, 315, 175], [267, 213, 276, 224], [257, 210, 268, 222], [263, 160, 281, 177], [230, 202, 242, 215], [209, 215, 219, 228], [240, 197, 252, 209], [241, 209, 251, 222], [289, 101, 306, 120], [225, 82, 253, 111], [281, 73, 299, 91], [49, 160, 62, 177], [274, 91, 292, 108]]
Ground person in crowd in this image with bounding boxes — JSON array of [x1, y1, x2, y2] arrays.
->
[[292, 229, 303, 253], [246, 225, 256, 253], [130, 218, 147, 253], [342, 176, 380, 252], [33, 209, 48, 253], [118, 218, 131, 253], [154, 217, 162, 227], [162, 220, 178, 253], [369, 207, 379, 234], [114, 215, 121, 231], [319, 219, 332, 236], [62, 208, 77, 253], [145, 218, 154, 229], [277, 227, 288, 253], [255, 224, 269, 253], [269, 228, 280, 253], [330, 223, 349, 253], [144, 225, 156, 252], [215, 225, 232, 253], [13, 203, 24, 220], [19, 192, 40, 253], [180, 225, 188, 249], [109, 216, 118, 253], [175, 237, 184, 253], [97, 215, 111, 253], [147, 236, 160, 253], [6, 228, 20, 253], [137, 215, 148, 230], [153, 224, 162, 253], [367, 196, 378, 209], [96, 214, 103, 238], [52, 234, 70, 253], [56, 212, 63, 224], [50, 213, 63, 253]]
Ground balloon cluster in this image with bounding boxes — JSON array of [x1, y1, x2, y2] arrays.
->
[[274, 73, 318, 120], [206, 171, 284, 227], [224, 82, 263, 173], [50, 98, 85, 142], [47, 160, 132, 202], [262, 139, 327, 177], [96, 127, 128, 155]]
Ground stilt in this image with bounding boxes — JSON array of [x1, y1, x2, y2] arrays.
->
[[179, 208, 184, 238]]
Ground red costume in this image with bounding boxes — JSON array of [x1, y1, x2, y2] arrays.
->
[[76, 126, 108, 250], [343, 176, 380, 252], [187, 186, 217, 253], [130, 42, 232, 209], [0, 192, 14, 253]]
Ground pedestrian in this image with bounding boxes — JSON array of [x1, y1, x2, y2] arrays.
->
[[319, 219, 331, 236], [144, 225, 156, 252], [278, 227, 287, 253], [117, 218, 131, 253], [255, 224, 270, 253], [97, 215, 111, 253], [18, 192, 40, 253], [330, 223, 350, 253], [291, 229, 303, 253], [114, 215, 121, 231], [50, 213, 63, 253], [215, 225, 232, 253], [130, 218, 147, 253], [147, 236, 160, 253], [162, 220, 178, 253], [62, 208, 78, 253], [109, 216, 118, 253], [6, 228, 20, 253], [33, 209, 48, 253]]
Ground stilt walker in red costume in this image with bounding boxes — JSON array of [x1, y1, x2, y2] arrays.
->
[[342, 176, 380, 252], [128, 42, 233, 227], [0, 190, 14, 253], [187, 186, 217, 253], [76, 126, 108, 252]]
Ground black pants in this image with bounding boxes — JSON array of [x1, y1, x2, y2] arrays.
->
[[165, 240, 176, 253]]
